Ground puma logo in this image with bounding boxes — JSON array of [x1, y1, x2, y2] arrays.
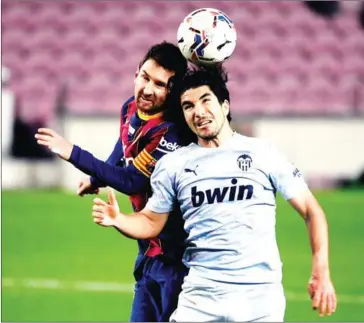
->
[[184, 165, 199, 176]]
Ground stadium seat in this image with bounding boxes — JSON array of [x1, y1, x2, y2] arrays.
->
[[92, 30, 126, 59], [66, 74, 129, 115], [57, 51, 91, 86], [35, 4, 68, 33], [23, 53, 59, 82], [63, 5, 99, 33], [27, 29, 62, 54], [2, 0, 363, 116], [62, 29, 95, 57], [16, 76, 59, 122]]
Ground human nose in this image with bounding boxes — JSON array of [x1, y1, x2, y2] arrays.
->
[[143, 82, 154, 96], [194, 102, 207, 117]]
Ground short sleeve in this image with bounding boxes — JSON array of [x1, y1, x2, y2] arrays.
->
[[146, 156, 176, 213], [268, 144, 308, 200]]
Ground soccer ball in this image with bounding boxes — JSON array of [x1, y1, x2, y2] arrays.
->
[[177, 8, 237, 65]]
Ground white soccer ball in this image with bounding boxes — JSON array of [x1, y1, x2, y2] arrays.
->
[[177, 8, 237, 65]]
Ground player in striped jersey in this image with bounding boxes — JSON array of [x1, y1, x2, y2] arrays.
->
[[92, 67, 337, 321], [35, 42, 195, 322]]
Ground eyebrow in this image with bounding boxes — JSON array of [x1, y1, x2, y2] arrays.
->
[[141, 70, 167, 87], [181, 92, 212, 107], [199, 92, 211, 100]]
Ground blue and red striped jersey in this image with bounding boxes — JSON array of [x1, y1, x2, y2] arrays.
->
[[120, 97, 187, 259], [69, 96, 188, 261]]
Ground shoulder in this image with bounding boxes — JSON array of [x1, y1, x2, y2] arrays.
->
[[157, 143, 197, 168], [234, 133, 274, 154], [120, 96, 135, 116], [147, 121, 185, 145]]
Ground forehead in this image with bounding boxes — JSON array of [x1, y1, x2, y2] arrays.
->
[[139, 59, 175, 81], [181, 85, 214, 102]]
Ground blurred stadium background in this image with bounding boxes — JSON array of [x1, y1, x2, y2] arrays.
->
[[1, 0, 364, 321]]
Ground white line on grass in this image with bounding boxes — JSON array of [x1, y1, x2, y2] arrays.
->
[[2, 277, 364, 305]]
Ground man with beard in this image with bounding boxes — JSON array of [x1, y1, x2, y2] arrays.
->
[[91, 67, 337, 322], [35, 42, 195, 322]]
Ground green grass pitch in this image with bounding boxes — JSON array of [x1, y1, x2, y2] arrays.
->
[[2, 189, 364, 321]]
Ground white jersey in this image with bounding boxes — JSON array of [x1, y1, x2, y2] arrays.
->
[[146, 132, 308, 284]]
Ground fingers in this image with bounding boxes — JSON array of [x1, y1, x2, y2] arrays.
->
[[77, 183, 88, 196], [312, 291, 321, 311], [319, 292, 327, 316], [311, 290, 337, 316], [37, 128, 56, 136], [35, 133, 52, 148], [92, 213, 104, 224], [35, 133, 52, 141], [332, 292, 337, 313], [92, 204, 104, 213], [93, 197, 108, 206], [36, 139, 50, 147], [92, 204, 105, 225], [107, 187, 117, 205], [308, 283, 315, 300], [326, 293, 336, 316]]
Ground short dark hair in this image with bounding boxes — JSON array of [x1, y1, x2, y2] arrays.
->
[[178, 65, 232, 122], [139, 41, 188, 80]]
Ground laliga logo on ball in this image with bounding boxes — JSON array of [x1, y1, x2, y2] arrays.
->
[[177, 8, 237, 65]]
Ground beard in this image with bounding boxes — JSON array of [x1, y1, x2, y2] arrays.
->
[[196, 118, 225, 140]]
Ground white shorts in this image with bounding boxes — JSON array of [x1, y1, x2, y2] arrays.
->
[[170, 274, 286, 322]]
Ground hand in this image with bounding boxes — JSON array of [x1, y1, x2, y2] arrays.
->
[[308, 274, 337, 316], [35, 128, 74, 160], [92, 187, 121, 227], [77, 177, 100, 196]]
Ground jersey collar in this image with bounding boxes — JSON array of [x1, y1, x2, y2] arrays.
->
[[137, 109, 164, 121]]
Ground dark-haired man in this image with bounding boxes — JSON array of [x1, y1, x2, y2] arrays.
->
[[36, 42, 195, 322], [92, 67, 337, 321]]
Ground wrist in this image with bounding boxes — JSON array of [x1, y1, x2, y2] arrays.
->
[[112, 213, 123, 229], [65, 144, 74, 160], [90, 176, 105, 188], [311, 263, 330, 279], [69, 145, 80, 163]]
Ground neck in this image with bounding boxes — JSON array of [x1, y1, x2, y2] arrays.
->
[[137, 108, 164, 120], [197, 125, 234, 148]]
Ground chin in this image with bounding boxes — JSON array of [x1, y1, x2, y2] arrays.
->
[[199, 133, 217, 140]]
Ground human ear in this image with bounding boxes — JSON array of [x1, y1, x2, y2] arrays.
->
[[222, 100, 230, 116]]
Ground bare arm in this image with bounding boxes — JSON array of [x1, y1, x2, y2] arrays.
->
[[289, 189, 337, 316], [92, 187, 168, 240]]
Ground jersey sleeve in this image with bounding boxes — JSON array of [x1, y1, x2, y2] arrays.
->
[[89, 97, 133, 189], [268, 144, 308, 200], [133, 123, 183, 177], [145, 156, 176, 213], [68, 122, 184, 196], [90, 138, 124, 188], [69, 145, 148, 195]]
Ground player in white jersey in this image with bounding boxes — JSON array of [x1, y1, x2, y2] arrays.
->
[[92, 67, 337, 321]]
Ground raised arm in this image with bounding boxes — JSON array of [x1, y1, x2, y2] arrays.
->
[[92, 187, 169, 239], [77, 138, 124, 196], [289, 190, 337, 317], [35, 122, 183, 196]]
